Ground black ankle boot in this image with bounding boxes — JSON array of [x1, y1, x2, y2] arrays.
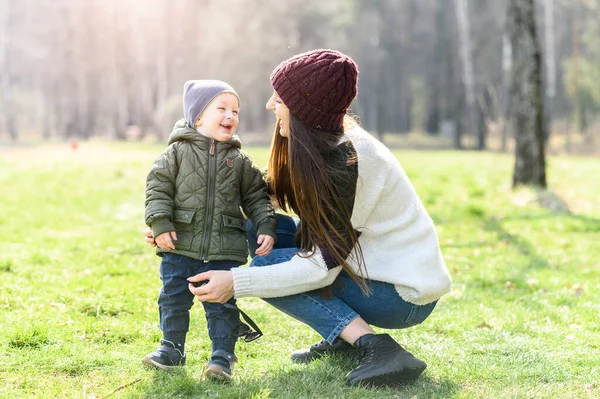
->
[[290, 338, 355, 364], [346, 334, 426, 387], [204, 350, 237, 381], [141, 340, 186, 370]]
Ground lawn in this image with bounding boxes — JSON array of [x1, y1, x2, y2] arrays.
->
[[0, 142, 598, 399]]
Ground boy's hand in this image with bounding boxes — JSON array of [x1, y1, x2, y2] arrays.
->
[[255, 234, 274, 256], [155, 231, 177, 250], [143, 227, 156, 247]]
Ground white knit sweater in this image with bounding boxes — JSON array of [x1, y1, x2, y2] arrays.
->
[[232, 125, 452, 305]]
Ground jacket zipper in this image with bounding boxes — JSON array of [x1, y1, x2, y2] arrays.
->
[[201, 140, 217, 260]]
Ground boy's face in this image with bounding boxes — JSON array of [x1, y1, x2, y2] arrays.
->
[[195, 93, 240, 141]]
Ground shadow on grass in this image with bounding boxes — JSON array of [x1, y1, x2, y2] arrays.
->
[[531, 189, 600, 228], [483, 217, 549, 269], [121, 357, 460, 399], [498, 212, 600, 232], [475, 201, 600, 290], [483, 202, 600, 269]]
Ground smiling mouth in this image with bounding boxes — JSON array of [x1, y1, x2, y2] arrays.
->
[[220, 124, 233, 130]]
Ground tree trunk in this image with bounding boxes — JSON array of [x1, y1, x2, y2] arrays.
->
[[130, 3, 154, 138], [454, 106, 463, 150], [396, 0, 414, 133], [73, 1, 90, 139], [452, 55, 464, 150], [453, 0, 477, 142], [476, 98, 487, 150], [426, 0, 443, 135], [375, 70, 385, 143], [570, 3, 583, 137], [0, 0, 18, 141], [374, 5, 385, 143], [34, 68, 51, 139], [543, 0, 556, 143], [107, 0, 128, 140], [500, 33, 512, 152], [155, 1, 169, 135], [508, 0, 547, 188]]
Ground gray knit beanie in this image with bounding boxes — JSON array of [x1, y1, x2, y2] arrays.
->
[[182, 80, 239, 128]]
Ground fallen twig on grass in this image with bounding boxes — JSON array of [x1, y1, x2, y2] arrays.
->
[[101, 378, 141, 399]]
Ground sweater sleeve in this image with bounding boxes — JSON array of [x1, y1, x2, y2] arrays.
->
[[231, 250, 343, 298]]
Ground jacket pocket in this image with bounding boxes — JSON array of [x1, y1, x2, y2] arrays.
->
[[173, 208, 195, 250], [220, 214, 248, 255]]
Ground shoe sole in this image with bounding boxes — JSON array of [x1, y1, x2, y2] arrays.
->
[[141, 356, 184, 370], [348, 365, 426, 387], [290, 353, 318, 364], [204, 365, 232, 381], [291, 349, 357, 364]]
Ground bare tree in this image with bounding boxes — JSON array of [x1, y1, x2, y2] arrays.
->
[[374, 2, 387, 143], [500, 33, 512, 152], [543, 0, 556, 141], [0, 0, 597, 146], [106, 0, 130, 139], [507, 0, 547, 188], [425, 0, 443, 135], [0, 0, 18, 141], [454, 0, 477, 148]]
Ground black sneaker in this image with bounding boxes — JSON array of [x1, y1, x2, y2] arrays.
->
[[291, 338, 355, 364], [346, 334, 426, 387], [141, 340, 186, 370], [204, 349, 237, 381]]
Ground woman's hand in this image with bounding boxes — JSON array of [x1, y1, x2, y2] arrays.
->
[[143, 227, 156, 247], [255, 234, 275, 256], [155, 231, 177, 250], [188, 271, 235, 303]]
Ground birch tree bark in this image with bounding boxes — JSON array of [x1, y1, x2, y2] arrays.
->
[[508, 0, 547, 188], [543, 0, 556, 141], [501, 33, 512, 152], [453, 0, 476, 146], [107, 0, 129, 139], [0, 0, 18, 141], [71, 1, 90, 138], [425, 0, 443, 135], [154, 0, 169, 131]]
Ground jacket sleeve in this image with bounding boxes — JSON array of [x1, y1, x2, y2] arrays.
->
[[145, 144, 179, 238], [231, 249, 343, 298], [239, 154, 277, 239]]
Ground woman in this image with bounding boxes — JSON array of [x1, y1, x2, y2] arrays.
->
[[145, 49, 452, 387]]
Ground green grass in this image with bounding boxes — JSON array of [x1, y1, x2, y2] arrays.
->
[[0, 142, 599, 398]]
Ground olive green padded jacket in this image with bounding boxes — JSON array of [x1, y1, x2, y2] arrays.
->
[[145, 119, 277, 263]]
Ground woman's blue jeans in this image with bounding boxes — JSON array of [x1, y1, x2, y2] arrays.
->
[[247, 214, 437, 344]]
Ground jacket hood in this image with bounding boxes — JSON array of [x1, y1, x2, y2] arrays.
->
[[167, 119, 241, 149]]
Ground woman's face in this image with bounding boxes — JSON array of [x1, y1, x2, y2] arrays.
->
[[266, 91, 290, 137]]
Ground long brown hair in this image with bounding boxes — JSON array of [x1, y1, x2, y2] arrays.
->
[[267, 114, 369, 295]]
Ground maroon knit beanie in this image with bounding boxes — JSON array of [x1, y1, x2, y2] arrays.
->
[[270, 49, 359, 132]]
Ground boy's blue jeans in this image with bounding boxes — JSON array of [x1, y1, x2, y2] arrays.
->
[[158, 252, 242, 353], [247, 214, 437, 344]]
